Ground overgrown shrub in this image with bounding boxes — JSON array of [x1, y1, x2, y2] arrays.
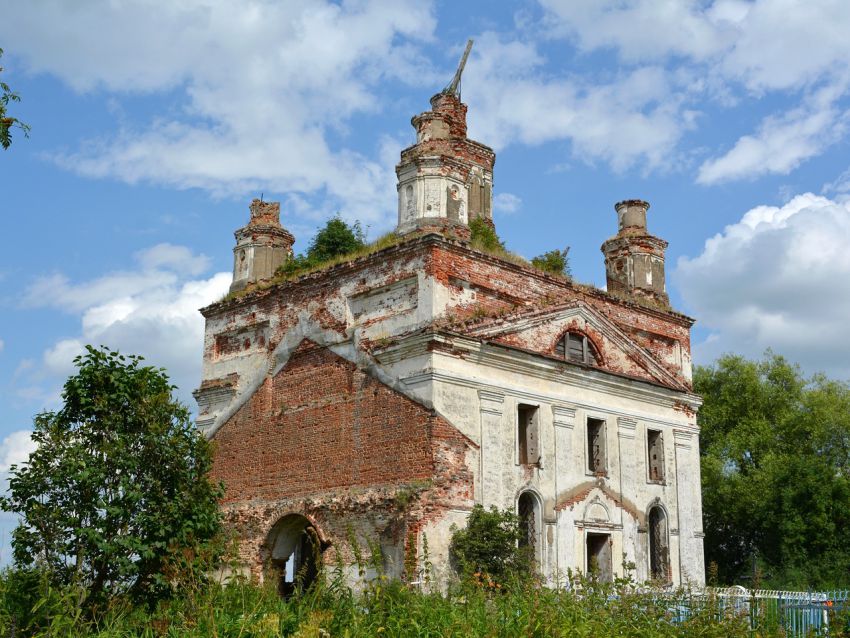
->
[[449, 504, 532, 584], [276, 217, 371, 278], [469, 217, 505, 253], [531, 247, 571, 278]]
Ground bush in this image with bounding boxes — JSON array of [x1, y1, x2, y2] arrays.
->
[[531, 247, 571, 278], [449, 504, 532, 584], [276, 216, 368, 279], [306, 216, 366, 263], [469, 218, 505, 253]]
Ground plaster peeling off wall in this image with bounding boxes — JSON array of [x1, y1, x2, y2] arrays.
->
[[348, 277, 418, 324]]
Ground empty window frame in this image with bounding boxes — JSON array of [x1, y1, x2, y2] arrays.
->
[[647, 429, 665, 482], [517, 404, 540, 466], [648, 506, 670, 582], [555, 332, 599, 365], [587, 417, 606, 474], [517, 491, 540, 564]]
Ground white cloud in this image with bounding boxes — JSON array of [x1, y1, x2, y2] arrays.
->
[[0, 431, 36, 474], [464, 33, 691, 172], [21, 245, 231, 405], [675, 193, 850, 378], [539, 0, 850, 91], [540, 0, 735, 63], [823, 166, 850, 200], [697, 88, 850, 184], [538, 0, 850, 183], [0, 339, 4, 353], [0, 430, 37, 564], [493, 193, 522, 215], [0, 0, 437, 229], [136, 243, 211, 277]]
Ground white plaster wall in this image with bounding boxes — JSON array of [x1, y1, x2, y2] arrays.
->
[[402, 345, 704, 586]]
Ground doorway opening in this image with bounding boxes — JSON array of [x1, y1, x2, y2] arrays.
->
[[586, 532, 613, 582]]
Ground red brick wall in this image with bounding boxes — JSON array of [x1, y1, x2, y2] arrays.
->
[[427, 243, 693, 387], [211, 341, 440, 504]]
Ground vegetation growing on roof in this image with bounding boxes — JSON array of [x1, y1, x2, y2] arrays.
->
[[468, 218, 532, 268], [218, 216, 577, 305], [531, 248, 571, 279]]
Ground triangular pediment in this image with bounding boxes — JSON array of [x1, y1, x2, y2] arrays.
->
[[461, 301, 687, 390]]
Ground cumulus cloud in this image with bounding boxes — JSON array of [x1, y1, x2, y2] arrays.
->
[[538, 0, 850, 182], [464, 33, 692, 172], [675, 193, 850, 378], [697, 88, 850, 184], [21, 245, 231, 405], [0, 0, 438, 229], [540, 0, 850, 91]]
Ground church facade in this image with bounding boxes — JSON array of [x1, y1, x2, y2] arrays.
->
[[194, 83, 705, 590]]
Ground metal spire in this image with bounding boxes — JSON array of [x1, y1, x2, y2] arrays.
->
[[443, 39, 473, 99]]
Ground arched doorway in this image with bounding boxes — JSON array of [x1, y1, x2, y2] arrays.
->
[[517, 491, 540, 569], [648, 505, 670, 583], [265, 514, 324, 597]]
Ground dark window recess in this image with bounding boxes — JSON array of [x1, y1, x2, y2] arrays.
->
[[587, 418, 606, 474], [556, 332, 599, 365], [518, 405, 540, 466], [518, 492, 538, 559], [649, 506, 670, 582], [647, 430, 664, 481]]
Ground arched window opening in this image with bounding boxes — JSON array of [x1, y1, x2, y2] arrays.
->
[[517, 492, 539, 566], [266, 514, 324, 598], [555, 332, 599, 365], [648, 506, 670, 583]]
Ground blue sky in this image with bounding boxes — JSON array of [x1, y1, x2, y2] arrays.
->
[[2, 0, 850, 550]]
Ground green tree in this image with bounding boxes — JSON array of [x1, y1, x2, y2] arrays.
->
[[278, 216, 367, 277], [306, 216, 366, 263], [531, 247, 571, 278], [696, 352, 850, 588], [0, 346, 223, 610], [0, 48, 30, 149], [449, 504, 532, 583]]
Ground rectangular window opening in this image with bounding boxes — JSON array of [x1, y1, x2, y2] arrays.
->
[[518, 405, 540, 467], [587, 417, 606, 474], [647, 429, 664, 482]]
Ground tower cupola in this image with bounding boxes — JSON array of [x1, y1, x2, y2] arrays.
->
[[395, 40, 496, 237], [229, 199, 294, 293], [601, 199, 669, 308]]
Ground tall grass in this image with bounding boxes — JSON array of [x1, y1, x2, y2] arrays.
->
[[1, 559, 820, 638]]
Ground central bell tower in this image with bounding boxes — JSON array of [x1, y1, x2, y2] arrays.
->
[[395, 40, 496, 237]]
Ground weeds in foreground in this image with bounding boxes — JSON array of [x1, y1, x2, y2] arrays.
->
[[1, 559, 838, 637]]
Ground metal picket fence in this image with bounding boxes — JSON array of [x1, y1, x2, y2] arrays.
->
[[690, 587, 850, 636]]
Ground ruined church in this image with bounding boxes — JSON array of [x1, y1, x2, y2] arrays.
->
[[194, 58, 705, 590]]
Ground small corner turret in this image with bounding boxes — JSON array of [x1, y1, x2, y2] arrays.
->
[[601, 199, 670, 308], [395, 40, 496, 239], [229, 199, 294, 293]]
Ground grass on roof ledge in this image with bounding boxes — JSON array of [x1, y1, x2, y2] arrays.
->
[[215, 223, 571, 305]]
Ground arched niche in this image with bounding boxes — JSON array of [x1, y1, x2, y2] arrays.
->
[[517, 490, 542, 569], [648, 505, 670, 583]]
